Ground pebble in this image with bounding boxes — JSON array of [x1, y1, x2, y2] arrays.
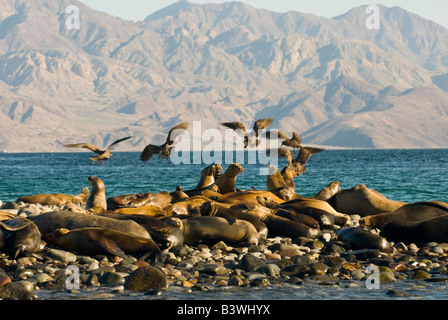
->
[[124, 266, 168, 291]]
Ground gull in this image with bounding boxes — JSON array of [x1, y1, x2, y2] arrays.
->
[[220, 117, 274, 148], [64, 136, 132, 162], [140, 122, 189, 161]]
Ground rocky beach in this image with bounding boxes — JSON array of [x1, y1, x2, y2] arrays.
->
[[2, 200, 448, 301]]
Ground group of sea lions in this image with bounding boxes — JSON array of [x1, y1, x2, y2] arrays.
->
[[2, 154, 448, 265], [2, 119, 448, 265]]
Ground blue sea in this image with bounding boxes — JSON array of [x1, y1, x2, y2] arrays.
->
[[0, 148, 447, 204]]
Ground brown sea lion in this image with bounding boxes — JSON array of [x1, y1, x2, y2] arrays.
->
[[336, 227, 392, 253], [29, 210, 151, 239], [215, 163, 243, 194], [381, 213, 448, 244], [165, 216, 260, 246], [164, 196, 215, 216], [328, 184, 406, 216], [0, 217, 42, 258], [200, 201, 268, 239], [16, 187, 90, 206], [360, 201, 448, 229], [107, 191, 172, 210], [184, 164, 222, 197], [86, 176, 107, 213], [45, 227, 162, 261], [112, 205, 168, 217], [0, 211, 16, 221], [312, 181, 341, 201], [170, 186, 189, 203], [215, 190, 286, 208], [266, 165, 296, 200], [97, 212, 184, 249]]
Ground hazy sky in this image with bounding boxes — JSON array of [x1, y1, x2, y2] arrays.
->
[[79, 0, 448, 29]]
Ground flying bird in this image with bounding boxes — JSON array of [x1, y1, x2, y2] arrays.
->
[[264, 130, 302, 149], [64, 136, 132, 162], [140, 121, 189, 161], [271, 146, 324, 166], [220, 117, 274, 148]]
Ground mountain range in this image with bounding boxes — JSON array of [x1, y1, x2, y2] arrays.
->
[[1, 0, 448, 152]]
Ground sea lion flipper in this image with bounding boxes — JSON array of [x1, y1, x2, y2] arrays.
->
[[97, 238, 127, 259]]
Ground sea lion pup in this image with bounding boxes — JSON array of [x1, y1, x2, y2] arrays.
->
[[16, 187, 90, 206], [29, 210, 151, 239], [183, 163, 222, 197], [64, 136, 132, 162], [328, 184, 406, 216], [97, 212, 184, 249], [164, 196, 215, 216], [220, 117, 274, 149], [165, 216, 260, 246], [257, 196, 347, 227], [360, 201, 448, 230], [381, 213, 448, 244], [213, 190, 286, 208], [140, 121, 189, 161], [45, 228, 162, 262], [107, 191, 172, 210], [112, 205, 168, 218], [336, 227, 392, 253], [0, 217, 42, 258], [86, 176, 107, 213], [170, 186, 190, 203], [312, 181, 341, 201], [215, 163, 243, 194], [200, 201, 268, 239]]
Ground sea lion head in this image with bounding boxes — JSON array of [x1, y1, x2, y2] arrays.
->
[[0, 218, 42, 258], [45, 228, 71, 242], [225, 163, 243, 178], [164, 217, 184, 232]]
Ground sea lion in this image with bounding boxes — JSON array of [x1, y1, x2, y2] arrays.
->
[[170, 186, 189, 203], [312, 181, 341, 201], [64, 136, 132, 162], [360, 201, 448, 229], [328, 184, 406, 216], [165, 216, 260, 246], [112, 205, 168, 217], [29, 210, 151, 239], [97, 212, 184, 249], [215, 163, 243, 194], [336, 227, 392, 253], [183, 164, 222, 197], [200, 201, 268, 239], [381, 213, 448, 244], [107, 191, 172, 210], [215, 190, 286, 208], [164, 196, 213, 216], [45, 228, 162, 262], [266, 165, 297, 201], [140, 122, 189, 161], [220, 117, 274, 149], [16, 187, 90, 206], [0, 211, 16, 221], [0, 217, 42, 258], [86, 176, 107, 213]]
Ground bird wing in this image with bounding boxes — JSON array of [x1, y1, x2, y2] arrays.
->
[[63, 143, 103, 154], [295, 147, 324, 165], [107, 136, 132, 150], [268, 147, 293, 165], [253, 117, 274, 134], [291, 132, 302, 144], [166, 122, 189, 145], [220, 121, 247, 135], [140, 144, 162, 162], [265, 130, 288, 141]]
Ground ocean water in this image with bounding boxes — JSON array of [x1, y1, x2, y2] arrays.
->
[[0, 148, 447, 204]]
